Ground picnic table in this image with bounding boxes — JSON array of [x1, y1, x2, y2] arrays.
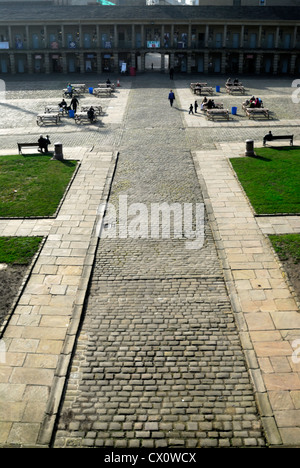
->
[[195, 86, 214, 96], [62, 88, 80, 98], [71, 84, 87, 93], [206, 109, 229, 120], [245, 108, 269, 119], [98, 82, 116, 91], [93, 87, 112, 97], [75, 112, 98, 124], [45, 105, 68, 116], [203, 102, 223, 110], [80, 105, 103, 116], [226, 84, 245, 94], [37, 113, 61, 126], [190, 82, 207, 93]]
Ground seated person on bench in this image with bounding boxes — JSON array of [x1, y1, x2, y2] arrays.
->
[[87, 106, 96, 123], [263, 131, 273, 145], [206, 99, 215, 109], [59, 99, 68, 111], [38, 135, 51, 153]]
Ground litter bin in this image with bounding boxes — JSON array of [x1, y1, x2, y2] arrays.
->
[[129, 66, 136, 76], [52, 142, 64, 161], [89, 87, 93, 94], [69, 109, 75, 118], [231, 106, 237, 115], [216, 85, 220, 93]]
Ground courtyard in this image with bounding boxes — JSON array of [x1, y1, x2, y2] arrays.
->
[[0, 72, 299, 449]]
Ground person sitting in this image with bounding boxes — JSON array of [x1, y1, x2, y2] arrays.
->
[[226, 78, 232, 86], [263, 131, 273, 145], [38, 135, 50, 153], [58, 99, 68, 112], [200, 96, 208, 110], [65, 83, 73, 97], [87, 106, 95, 123], [106, 78, 111, 88], [206, 99, 214, 109]]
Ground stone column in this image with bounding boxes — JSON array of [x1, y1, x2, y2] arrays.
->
[[79, 52, 85, 74], [290, 54, 297, 74], [221, 52, 226, 74], [97, 52, 102, 74], [114, 52, 118, 73], [187, 52, 192, 74], [238, 52, 244, 74], [161, 52, 165, 73], [140, 52, 145, 72], [45, 52, 50, 74], [114, 24, 118, 48], [61, 52, 67, 74], [204, 51, 209, 73], [223, 25, 227, 48], [27, 53, 33, 74], [240, 25, 244, 48], [205, 25, 209, 48], [273, 54, 279, 74], [258, 26, 262, 48], [170, 52, 174, 70], [9, 53, 16, 74], [255, 54, 262, 75], [275, 27, 280, 48], [132, 24, 135, 48]]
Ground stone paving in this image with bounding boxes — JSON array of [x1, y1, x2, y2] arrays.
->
[[0, 73, 299, 448]]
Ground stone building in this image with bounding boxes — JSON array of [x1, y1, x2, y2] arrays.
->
[[0, 3, 299, 75]]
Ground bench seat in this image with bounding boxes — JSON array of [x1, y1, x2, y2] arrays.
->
[[206, 109, 229, 120], [80, 105, 103, 115], [37, 113, 61, 126], [263, 134, 293, 146], [93, 88, 112, 97], [17, 142, 40, 154], [245, 108, 269, 119], [75, 112, 98, 124]]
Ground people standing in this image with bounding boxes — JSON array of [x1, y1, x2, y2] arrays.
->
[[168, 89, 175, 107], [71, 96, 79, 113], [194, 100, 198, 113]]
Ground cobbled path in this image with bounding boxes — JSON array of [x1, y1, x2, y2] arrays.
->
[[52, 75, 266, 448]]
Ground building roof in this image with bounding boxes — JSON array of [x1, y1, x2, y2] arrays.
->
[[0, 4, 300, 23]]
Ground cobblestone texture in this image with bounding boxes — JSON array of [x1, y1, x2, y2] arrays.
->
[[52, 75, 266, 448]]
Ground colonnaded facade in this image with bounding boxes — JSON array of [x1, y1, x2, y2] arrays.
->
[[0, 3, 300, 75]]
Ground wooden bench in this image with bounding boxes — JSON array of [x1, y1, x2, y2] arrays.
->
[[37, 113, 61, 126], [93, 87, 112, 97], [71, 84, 87, 93], [206, 109, 229, 120], [263, 133, 293, 146], [203, 102, 223, 110], [17, 142, 40, 155], [80, 105, 102, 116], [45, 105, 68, 116], [195, 86, 214, 96], [98, 82, 115, 91], [226, 85, 245, 94], [190, 82, 207, 93], [75, 112, 98, 124], [245, 108, 269, 119], [62, 88, 80, 98]]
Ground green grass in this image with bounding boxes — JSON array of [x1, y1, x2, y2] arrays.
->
[[0, 236, 43, 264], [230, 147, 300, 214], [0, 154, 77, 217], [269, 234, 300, 264]]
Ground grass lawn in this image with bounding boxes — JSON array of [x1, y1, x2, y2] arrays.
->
[[230, 147, 300, 214], [269, 233, 300, 264], [0, 236, 43, 264], [0, 154, 77, 217]]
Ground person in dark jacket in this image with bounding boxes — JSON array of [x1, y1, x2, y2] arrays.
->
[[71, 96, 79, 113], [168, 90, 175, 107]]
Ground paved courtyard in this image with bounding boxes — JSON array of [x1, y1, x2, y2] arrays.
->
[[0, 73, 299, 448]]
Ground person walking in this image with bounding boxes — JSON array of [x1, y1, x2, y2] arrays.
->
[[194, 100, 198, 113], [189, 103, 194, 114], [168, 89, 175, 107], [71, 96, 79, 113]]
